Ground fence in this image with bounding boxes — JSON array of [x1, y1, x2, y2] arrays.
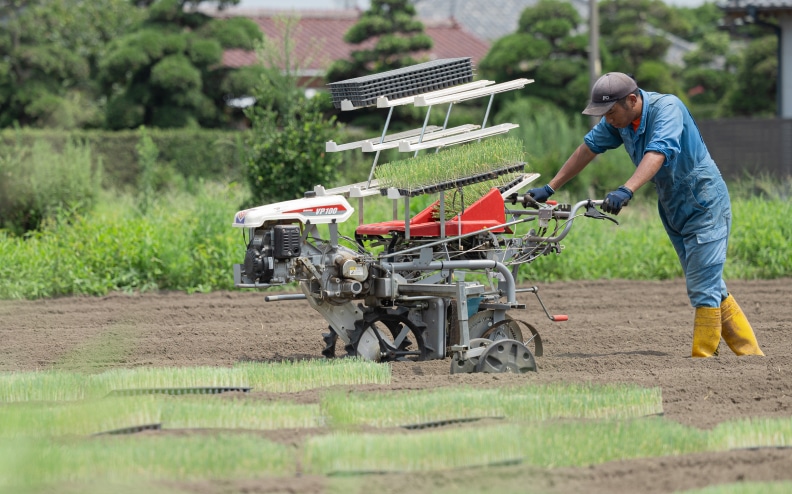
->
[[697, 118, 792, 179]]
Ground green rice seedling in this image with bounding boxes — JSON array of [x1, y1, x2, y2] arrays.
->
[[0, 396, 322, 437], [434, 171, 524, 220], [322, 383, 662, 428], [92, 366, 250, 393], [161, 398, 322, 430], [679, 482, 792, 494], [0, 397, 161, 437], [0, 434, 295, 488], [709, 416, 792, 450], [323, 387, 505, 428], [0, 359, 390, 403], [237, 358, 390, 393], [375, 137, 526, 193], [0, 370, 102, 402], [303, 418, 706, 474], [499, 382, 663, 421]]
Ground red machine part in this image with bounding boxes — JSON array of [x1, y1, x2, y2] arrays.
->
[[356, 188, 511, 237]]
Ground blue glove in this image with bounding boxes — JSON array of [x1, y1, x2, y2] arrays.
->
[[602, 186, 633, 215], [526, 184, 555, 203]]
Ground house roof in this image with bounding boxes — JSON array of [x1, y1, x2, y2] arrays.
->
[[720, 0, 792, 9], [416, 0, 552, 42], [719, 0, 792, 20], [218, 9, 490, 76]]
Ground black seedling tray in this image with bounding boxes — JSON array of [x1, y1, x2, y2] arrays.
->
[[380, 162, 526, 197], [328, 58, 474, 109], [108, 386, 252, 396]]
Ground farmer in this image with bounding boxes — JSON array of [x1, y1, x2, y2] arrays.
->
[[527, 72, 764, 358]]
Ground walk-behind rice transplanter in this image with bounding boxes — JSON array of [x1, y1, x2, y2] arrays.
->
[[232, 58, 620, 374]]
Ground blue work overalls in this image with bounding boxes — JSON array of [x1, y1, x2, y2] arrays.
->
[[584, 89, 730, 308]]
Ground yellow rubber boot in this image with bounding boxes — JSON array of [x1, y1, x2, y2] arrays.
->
[[721, 294, 765, 356], [692, 307, 721, 358]]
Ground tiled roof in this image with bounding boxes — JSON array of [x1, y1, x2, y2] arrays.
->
[[719, 0, 792, 20], [720, 0, 792, 8], [414, 0, 589, 42], [218, 9, 490, 77]]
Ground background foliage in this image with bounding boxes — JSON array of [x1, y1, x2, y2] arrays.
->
[[243, 17, 343, 204], [98, 0, 262, 129], [0, 138, 101, 235], [0, 0, 789, 299]]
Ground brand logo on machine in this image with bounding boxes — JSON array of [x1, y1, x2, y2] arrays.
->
[[234, 210, 248, 224], [285, 205, 347, 216]]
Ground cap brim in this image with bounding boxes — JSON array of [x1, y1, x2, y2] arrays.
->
[[582, 101, 616, 116]]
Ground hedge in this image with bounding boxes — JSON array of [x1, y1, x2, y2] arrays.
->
[[0, 128, 249, 190]]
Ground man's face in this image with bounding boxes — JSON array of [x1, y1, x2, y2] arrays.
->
[[604, 94, 638, 128]]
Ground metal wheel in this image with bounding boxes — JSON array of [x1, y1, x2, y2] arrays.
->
[[448, 309, 524, 351], [476, 339, 537, 374], [449, 338, 491, 374], [478, 317, 523, 342], [354, 312, 428, 362]]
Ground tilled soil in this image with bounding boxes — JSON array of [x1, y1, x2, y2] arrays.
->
[[1, 278, 790, 493]]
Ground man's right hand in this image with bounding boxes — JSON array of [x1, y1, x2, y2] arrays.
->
[[526, 184, 555, 203]]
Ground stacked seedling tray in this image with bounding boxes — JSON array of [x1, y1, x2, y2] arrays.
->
[[328, 57, 474, 109]]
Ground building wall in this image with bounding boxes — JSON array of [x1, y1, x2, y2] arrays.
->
[[698, 118, 792, 179]]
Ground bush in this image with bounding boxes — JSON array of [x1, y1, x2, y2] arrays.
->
[[0, 138, 101, 235], [244, 94, 342, 204], [0, 128, 247, 190]]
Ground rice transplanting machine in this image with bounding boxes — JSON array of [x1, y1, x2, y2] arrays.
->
[[232, 58, 619, 374]]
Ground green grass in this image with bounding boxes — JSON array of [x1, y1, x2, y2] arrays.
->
[[323, 382, 663, 427], [0, 381, 657, 437], [710, 416, 792, 450], [0, 359, 391, 402], [2, 367, 792, 489], [1, 178, 791, 299], [0, 397, 161, 437], [0, 397, 322, 437], [0, 434, 294, 488], [304, 418, 708, 474], [306, 413, 792, 474]]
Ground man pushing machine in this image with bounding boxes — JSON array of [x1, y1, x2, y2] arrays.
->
[[527, 72, 764, 358]]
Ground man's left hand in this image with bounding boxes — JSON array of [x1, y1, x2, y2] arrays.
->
[[602, 186, 633, 215]]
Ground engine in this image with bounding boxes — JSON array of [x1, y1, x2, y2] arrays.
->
[[238, 222, 370, 304], [243, 225, 301, 284]]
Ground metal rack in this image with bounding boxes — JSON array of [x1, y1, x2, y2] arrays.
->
[[320, 70, 535, 235]]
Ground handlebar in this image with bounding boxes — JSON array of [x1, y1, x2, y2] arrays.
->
[[506, 199, 616, 244], [379, 199, 617, 259]]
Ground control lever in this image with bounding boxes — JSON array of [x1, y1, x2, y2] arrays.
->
[[506, 193, 558, 209], [585, 202, 619, 225]]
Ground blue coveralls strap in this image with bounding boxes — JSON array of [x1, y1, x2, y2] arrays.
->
[[583, 89, 730, 308]]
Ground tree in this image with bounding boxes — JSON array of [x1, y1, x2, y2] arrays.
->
[[98, 0, 262, 129], [0, 0, 144, 128], [596, 0, 688, 99], [678, 31, 738, 118], [599, 0, 689, 72], [244, 18, 342, 204], [478, 0, 589, 114], [722, 35, 777, 117], [325, 0, 433, 83]]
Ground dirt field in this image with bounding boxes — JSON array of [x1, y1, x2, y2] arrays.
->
[[1, 278, 791, 493]]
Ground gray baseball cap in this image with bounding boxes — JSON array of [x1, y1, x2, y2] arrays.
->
[[582, 72, 638, 116]]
